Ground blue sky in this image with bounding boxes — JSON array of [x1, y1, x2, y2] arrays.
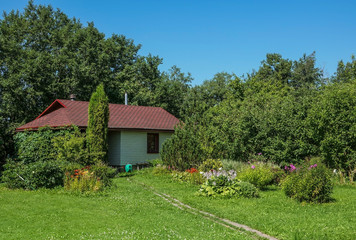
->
[[1, 0, 355, 85]]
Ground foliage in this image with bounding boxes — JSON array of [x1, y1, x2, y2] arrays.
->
[[64, 166, 103, 193], [281, 161, 333, 203], [237, 163, 277, 189], [197, 171, 259, 198], [152, 165, 171, 176], [51, 126, 88, 165], [2, 159, 64, 189], [171, 170, 204, 185], [14, 127, 75, 164], [198, 159, 223, 172], [90, 163, 117, 187], [148, 158, 163, 167], [0, 1, 190, 168], [305, 81, 356, 175], [161, 120, 211, 171], [334, 55, 356, 83], [86, 83, 109, 164], [221, 159, 249, 172]]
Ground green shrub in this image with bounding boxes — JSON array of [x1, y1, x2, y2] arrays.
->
[[281, 162, 333, 203], [1, 159, 27, 189], [238, 164, 276, 189], [52, 128, 88, 165], [148, 158, 163, 167], [90, 163, 117, 187], [221, 159, 249, 172], [15, 127, 75, 164], [152, 165, 171, 176], [197, 169, 259, 198], [161, 121, 211, 171], [2, 159, 64, 189], [198, 159, 223, 172], [198, 176, 259, 198], [172, 170, 204, 185]]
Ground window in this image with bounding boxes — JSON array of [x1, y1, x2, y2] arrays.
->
[[147, 133, 159, 153]]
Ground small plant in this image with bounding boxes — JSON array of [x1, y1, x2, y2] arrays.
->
[[197, 173, 259, 198], [238, 163, 276, 189], [221, 159, 250, 172], [281, 161, 333, 203], [198, 159, 223, 172], [148, 158, 163, 167], [186, 168, 198, 174], [64, 166, 103, 193], [172, 169, 204, 185], [152, 165, 171, 176]]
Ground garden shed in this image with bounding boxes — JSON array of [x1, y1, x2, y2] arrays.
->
[[16, 99, 179, 166]]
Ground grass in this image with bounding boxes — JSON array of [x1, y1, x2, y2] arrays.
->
[[0, 178, 255, 240], [1, 169, 355, 239], [134, 169, 356, 240]]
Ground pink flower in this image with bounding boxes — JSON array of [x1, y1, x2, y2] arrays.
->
[[257, 153, 262, 156], [251, 165, 255, 169]]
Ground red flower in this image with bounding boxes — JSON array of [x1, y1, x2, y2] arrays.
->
[[186, 168, 198, 174]]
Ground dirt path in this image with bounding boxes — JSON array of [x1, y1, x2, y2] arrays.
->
[[130, 179, 279, 240]]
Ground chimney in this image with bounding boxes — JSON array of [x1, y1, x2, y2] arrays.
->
[[70, 94, 76, 101], [125, 92, 128, 105]]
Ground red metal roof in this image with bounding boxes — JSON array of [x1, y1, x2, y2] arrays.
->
[[16, 99, 180, 131]]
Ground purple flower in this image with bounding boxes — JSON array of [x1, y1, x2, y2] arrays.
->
[[309, 164, 318, 169], [257, 152, 262, 156], [251, 165, 255, 169]]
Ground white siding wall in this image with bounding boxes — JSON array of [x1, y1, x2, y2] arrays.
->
[[120, 131, 172, 165]]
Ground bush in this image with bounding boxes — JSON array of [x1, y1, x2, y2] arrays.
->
[[238, 164, 276, 189], [197, 169, 259, 198], [281, 162, 333, 203], [161, 121, 211, 171], [172, 169, 204, 185], [15, 127, 75, 164], [2, 159, 64, 189], [90, 163, 117, 187], [52, 127, 88, 165], [148, 158, 163, 167], [152, 165, 171, 176], [198, 174, 259, 198], [2, 159, 28, 189], [221, 160, 249, 172], [198, 159, 223, 172]]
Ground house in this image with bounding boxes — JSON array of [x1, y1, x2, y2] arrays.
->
[[16, 99, 180, 166]]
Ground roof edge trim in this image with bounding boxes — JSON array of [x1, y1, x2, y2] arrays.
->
[[35, 99, 67, 119]]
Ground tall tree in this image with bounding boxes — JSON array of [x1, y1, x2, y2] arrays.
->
[[157, 66, 192, 119], [334, 55, 356, 83], [86, 84, 109, 164], [0, 1, 169, 166], [291, 52, 324, 88]]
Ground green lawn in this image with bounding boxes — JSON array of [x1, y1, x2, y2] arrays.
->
[[1, 169, 355, 240], [0, 177, 255, 240], [133, 169, 356, 240]]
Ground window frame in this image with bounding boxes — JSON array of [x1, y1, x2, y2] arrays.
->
[[147, 133, 159, 153]]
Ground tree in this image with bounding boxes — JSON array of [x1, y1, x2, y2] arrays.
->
[[86, 84, 109, 164], [334, 55, 356, 83], [291, 52, 324, 88], [156, 66, 192, 119], [0, 1, 171, 167]]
